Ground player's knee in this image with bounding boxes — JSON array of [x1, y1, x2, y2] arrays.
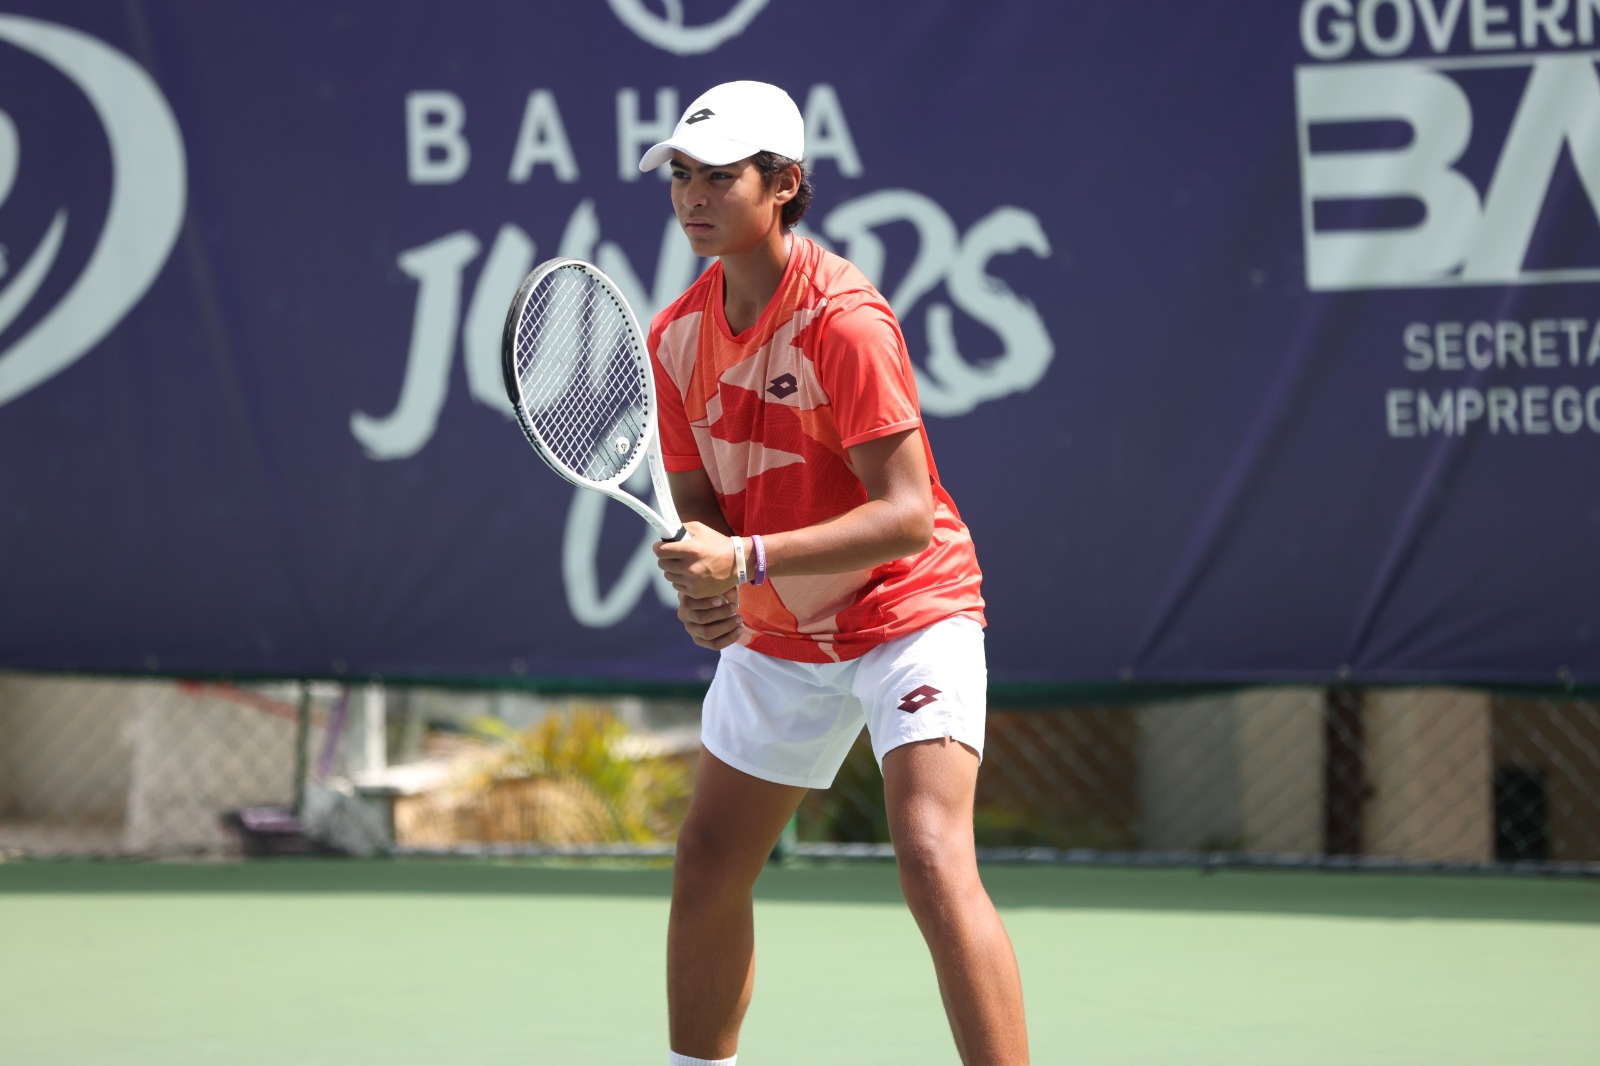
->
[[672, 818, 761, 901], [892, 827, 974, 913]]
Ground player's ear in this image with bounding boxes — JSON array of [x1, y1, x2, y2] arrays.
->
[[773, 162, 801, 203]]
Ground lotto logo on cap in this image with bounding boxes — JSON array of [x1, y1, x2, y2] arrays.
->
[[638, 81, 804, 171]]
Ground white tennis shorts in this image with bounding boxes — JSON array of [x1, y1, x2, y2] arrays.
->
[[700, 616, 987, 789]]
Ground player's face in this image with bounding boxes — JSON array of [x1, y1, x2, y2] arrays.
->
[[668, 153, 782, 258]]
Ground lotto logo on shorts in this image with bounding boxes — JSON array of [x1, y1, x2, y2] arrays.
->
[[898, 685, 941, 713]]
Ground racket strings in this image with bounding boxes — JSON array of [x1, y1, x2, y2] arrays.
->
[[514, 269, 650, 484]]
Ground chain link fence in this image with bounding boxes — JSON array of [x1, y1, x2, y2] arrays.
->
[[2, 671, 1596, 873]]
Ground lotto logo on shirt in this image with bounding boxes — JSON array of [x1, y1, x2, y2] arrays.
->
[[1294, 0, 1600, 290]]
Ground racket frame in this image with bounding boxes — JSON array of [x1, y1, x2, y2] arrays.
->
[[500, 257, 686, 541]]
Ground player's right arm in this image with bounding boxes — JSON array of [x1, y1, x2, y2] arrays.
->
[[664, 468, 744, 651], [648, 312, 741, 650]]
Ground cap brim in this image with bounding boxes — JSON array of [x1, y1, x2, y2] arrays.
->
[[637, 135, 762, 173]]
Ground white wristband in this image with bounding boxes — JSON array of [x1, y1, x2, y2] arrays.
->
[[732, 536, 748, 585]]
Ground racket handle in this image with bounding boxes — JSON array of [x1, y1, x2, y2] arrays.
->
[[662, 526, 689, 543]]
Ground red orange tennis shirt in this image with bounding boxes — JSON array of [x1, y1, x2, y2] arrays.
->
[[648, 236, 985, 664]]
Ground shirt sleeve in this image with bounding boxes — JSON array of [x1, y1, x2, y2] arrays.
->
[[816, 292, 923, 449]]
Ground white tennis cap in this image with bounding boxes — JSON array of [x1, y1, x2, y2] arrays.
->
[[637, 81, 804, 172]]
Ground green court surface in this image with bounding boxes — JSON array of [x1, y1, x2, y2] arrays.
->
[[1, 860, 1596, 1065]]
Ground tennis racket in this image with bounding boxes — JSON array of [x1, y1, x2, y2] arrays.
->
[[501, 257, 686, 541]]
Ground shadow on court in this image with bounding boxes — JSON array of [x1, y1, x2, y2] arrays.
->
[[1, 858, 1596, 924]]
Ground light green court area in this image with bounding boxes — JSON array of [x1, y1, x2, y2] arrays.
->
[[0, 861, 1595, 1065]]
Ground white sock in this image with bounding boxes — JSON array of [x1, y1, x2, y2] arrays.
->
[[669, 1053, 735, 1066]]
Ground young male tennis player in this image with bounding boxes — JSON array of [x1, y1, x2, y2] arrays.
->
[[641, 81, 1028, 1066]]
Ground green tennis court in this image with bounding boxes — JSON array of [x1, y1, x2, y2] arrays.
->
[[1, 860, 1595, 1065]]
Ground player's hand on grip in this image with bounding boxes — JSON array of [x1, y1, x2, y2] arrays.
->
[[654, 520, 739, 599], [676, 589, 744, 650]]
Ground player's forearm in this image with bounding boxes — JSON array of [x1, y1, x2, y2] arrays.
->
[[667, 469, 734, 537], [749, 427, 934, 579], [681, 506, 734, 538], [751, 496, 932, 578]]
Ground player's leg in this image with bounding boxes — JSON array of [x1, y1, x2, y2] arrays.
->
[[671, 643, 864, 1060], [855, 617, 1026, 1064], [668, 757, 805, 1060], [882, 736, 1028, 1065]]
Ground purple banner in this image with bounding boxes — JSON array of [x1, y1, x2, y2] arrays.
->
[[2, 1, 1599, 688]]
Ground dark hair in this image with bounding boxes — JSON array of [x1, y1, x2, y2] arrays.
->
[[751, 151, 813, 230]]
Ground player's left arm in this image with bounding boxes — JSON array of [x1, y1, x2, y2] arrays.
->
[[654, 427, 934, 598]]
